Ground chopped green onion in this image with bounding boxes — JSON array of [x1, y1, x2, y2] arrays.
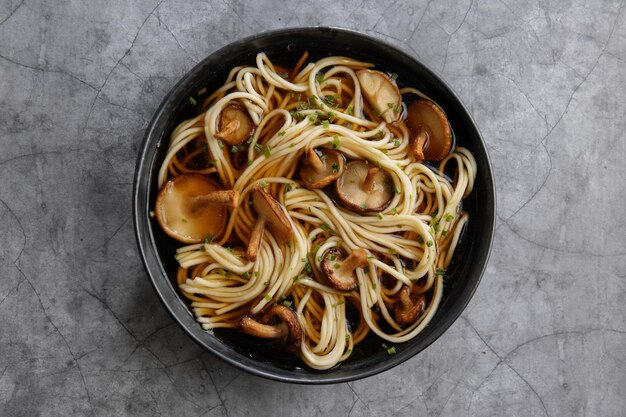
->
[[321, 223, 335, 234], [393, 138, 401, 147], [435, 268, 447, 275], [290, 111, 304, 121], [217, 139, 223, 149], [331, 135, 341, 149], [278, 130, 286, 136], [241, 272, 250, 279], [345, 105, 354, 115], [282, 300, 292, 308], [333, 263, 341, 269], [426, 240, 434, 247], [189, 96, 197, 105], [322, 120, 329, 129], [259, 180, 267, 188], [264, 294, 271, 301], [377, 213, 384, 220]]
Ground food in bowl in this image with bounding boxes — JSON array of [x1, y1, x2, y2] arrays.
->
[[152, 51, 476, 370]]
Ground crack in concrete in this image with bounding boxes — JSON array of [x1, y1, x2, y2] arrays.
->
[[0, 0, 25, 26], [0, 54, 98, 90], [462, 316, 550, 417], [14, 264, 95, 416]]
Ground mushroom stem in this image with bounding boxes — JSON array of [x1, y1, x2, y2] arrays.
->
[[305, 148, 324, 172], [338, 249, 369, 277], [409, 129, 428, 162], [239, 316, 287, 339], [215, 119, 240, 140], [190, 190, 240, 209], [393, 285, 426, 326], [362, 167, 379, 193], [246, 217, 267, 261], [237, 305, 303, 353]]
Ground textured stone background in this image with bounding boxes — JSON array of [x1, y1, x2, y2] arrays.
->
[[1, 0, 625, 415]]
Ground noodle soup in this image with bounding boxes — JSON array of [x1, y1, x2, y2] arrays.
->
[[152, 50, 476, 370]]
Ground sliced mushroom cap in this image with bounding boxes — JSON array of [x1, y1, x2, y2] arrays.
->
[[216, 103, 255, 145], [155, 174, 239, 244], [393, 285, 426, 326], [405, 100, 452, 162], [238, 305, 303, 353], [356, 69, 402, 123], [246, 186, 293, 261], [300, 148, 345, 189], [321, 248, 368, 291], [335, 161, 394, 213]]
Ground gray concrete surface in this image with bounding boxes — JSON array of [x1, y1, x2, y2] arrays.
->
[[1, 0, 625, 415]]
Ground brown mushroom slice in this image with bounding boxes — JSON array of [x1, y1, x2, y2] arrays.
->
[[300, 148, 345, 189], [155, 174, 239, 244], [215, 103, 256, 145], [321, 248, 368, 291], [335, 160, 394, 213], [405, 100, 452, 162], [393, 285, 426, 326], [238, 305, 303, 353], [356, 69, 402, 123], [246, 186, 293, 261]]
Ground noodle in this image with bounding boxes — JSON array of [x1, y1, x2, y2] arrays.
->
[[157, 52, 476, 370]]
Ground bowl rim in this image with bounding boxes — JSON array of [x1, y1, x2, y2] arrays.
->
[[133, 26, 496, 384]]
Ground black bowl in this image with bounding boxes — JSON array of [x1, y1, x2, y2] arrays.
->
[[133, 27, 495, 384]]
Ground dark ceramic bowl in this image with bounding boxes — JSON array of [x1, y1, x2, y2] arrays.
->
[[133, 27, 495, 384]]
